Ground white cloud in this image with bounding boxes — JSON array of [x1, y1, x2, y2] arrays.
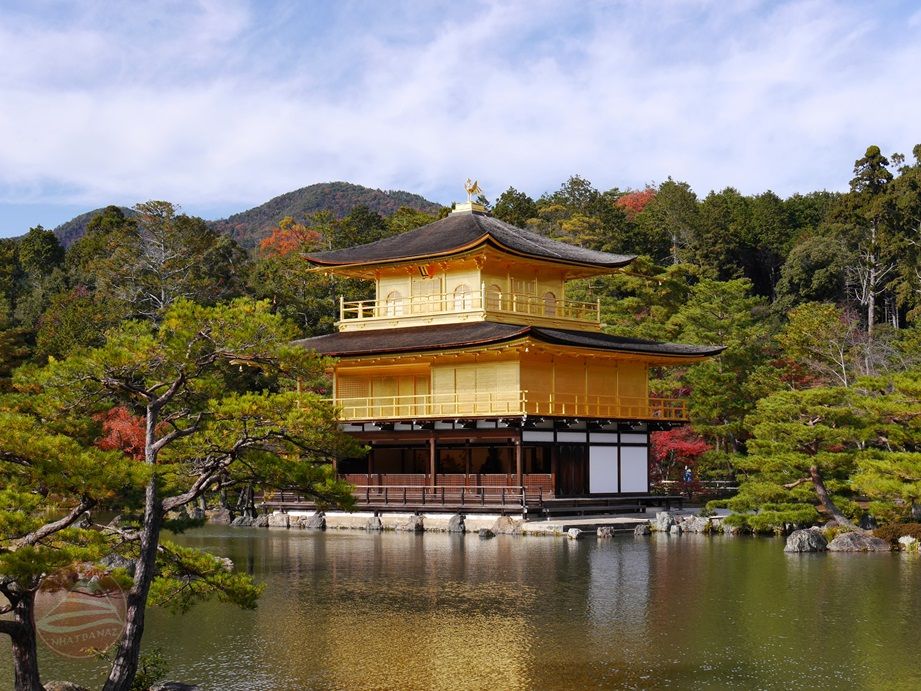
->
[[1, 0, 920, 222]]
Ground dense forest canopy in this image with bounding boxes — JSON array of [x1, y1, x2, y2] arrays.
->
[[2, 144, 921, 530]]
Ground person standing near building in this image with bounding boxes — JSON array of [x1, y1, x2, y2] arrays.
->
[[683, 465, 693, 499]]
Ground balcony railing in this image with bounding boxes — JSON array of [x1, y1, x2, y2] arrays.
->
[[339, 287, 600, 327], [335, 391, 688, 422]]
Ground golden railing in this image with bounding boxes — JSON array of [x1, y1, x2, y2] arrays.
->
[[335, 391, 688, 422], [339, 287, 600, 325]]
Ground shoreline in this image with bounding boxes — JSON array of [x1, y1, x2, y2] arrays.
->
[[218, 509, 921, 552]]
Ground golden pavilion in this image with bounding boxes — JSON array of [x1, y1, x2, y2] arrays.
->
[[296, 198, 721, 513]]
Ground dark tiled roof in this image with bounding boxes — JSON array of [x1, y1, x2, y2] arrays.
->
[[295, 322, 724, 358], [306, 210, 635, 269]]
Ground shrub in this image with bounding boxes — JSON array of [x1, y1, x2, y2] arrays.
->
[[720, 505, 818, 535], [721, 512, 750, 531], [874, 522, 921, 545]]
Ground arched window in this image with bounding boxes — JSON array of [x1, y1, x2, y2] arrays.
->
[[543, 291, 557, 317], [384, 290, 404, 317], [486, 284, 502, 311], [453, 284, 473, 311]]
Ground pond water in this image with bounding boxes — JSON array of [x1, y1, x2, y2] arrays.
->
[[4, 527, 921, 690]]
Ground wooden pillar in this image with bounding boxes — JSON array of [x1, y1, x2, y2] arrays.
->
[[367, 444, 373, 485], [429, 436, 436, 488], [515, 438, 523, 488]]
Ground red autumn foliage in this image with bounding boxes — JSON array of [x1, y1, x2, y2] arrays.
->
[[95, 407, 147, 460], [615, 188, 656, 220], [258, 219, 322, 258], [650, 427, 711, 484]]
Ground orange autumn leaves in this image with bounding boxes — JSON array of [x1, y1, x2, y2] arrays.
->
[[258, 217, 322, 258]]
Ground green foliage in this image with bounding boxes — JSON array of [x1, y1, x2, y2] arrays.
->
[[718, 504, 819, 534], [34, 288, 127, 361], [568, 259, 697, 341], [131, 648, 168, 691], [65, 206, 137, 289], [774, 234, 851, 308], [493, 187, 538, 227], [775, 302, 862, 387], [0, 405, 143, 586], [633, 178, 700, 263], [148, 541, 264, 614], [17, 225, 64, 278], [667, 278, 777, 451], [850, 368, 921, 521], [387, 206, 438, 234]]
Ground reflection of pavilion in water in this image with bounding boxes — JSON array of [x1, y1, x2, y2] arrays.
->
[[243, 531, 656, 689], [291, 197, 722, 513]]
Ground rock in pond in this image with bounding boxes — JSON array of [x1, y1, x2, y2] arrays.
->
[[395, 514, 425, 532], [597, 526, 617, 538], [253, 514, 269, 528], [366, 515, 383, 531], [668, 524, 682, 535], [267, 512, 290, 529], [654, 511, 676, 532], [149, 683, 202, 691], [205, 507, 232, 525], [633, 523, 651, 536], [680, 516, 711, 534], [784, 528, 828, 552], [447, 514, 465, 533], [479, 528, 496, 539], [898, 535, 919, 551], [827, 531, 891, 552], [567, 528, 583, 540], [231, 515, 256, 527], [43, 682, 89, 691], [492, 515, 523, 535], [295, 513, 326, 530]]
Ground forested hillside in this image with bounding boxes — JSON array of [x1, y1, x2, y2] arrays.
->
[[2, 144, 920, 532], [208, 181, 443, 248]]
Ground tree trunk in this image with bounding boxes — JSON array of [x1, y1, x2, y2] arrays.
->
[[809, 465, 859, 531], [3, 589, 43, 691], [103, 406, 163, 691], [103, 476, 162, 691]]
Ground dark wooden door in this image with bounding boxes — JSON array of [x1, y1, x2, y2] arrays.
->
[[556, 445, 589, 496]]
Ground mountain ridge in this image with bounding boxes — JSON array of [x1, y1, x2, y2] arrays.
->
[[51, 181, 444, 248]]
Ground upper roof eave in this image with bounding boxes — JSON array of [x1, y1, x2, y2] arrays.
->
[[305, 210, 635, 271]]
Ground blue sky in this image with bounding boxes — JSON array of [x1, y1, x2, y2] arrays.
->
[[2, 0, 921, 238]]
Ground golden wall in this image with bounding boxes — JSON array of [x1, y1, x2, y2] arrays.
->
[[333, 349, 650, 419], [374, 259, 566, 307]]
